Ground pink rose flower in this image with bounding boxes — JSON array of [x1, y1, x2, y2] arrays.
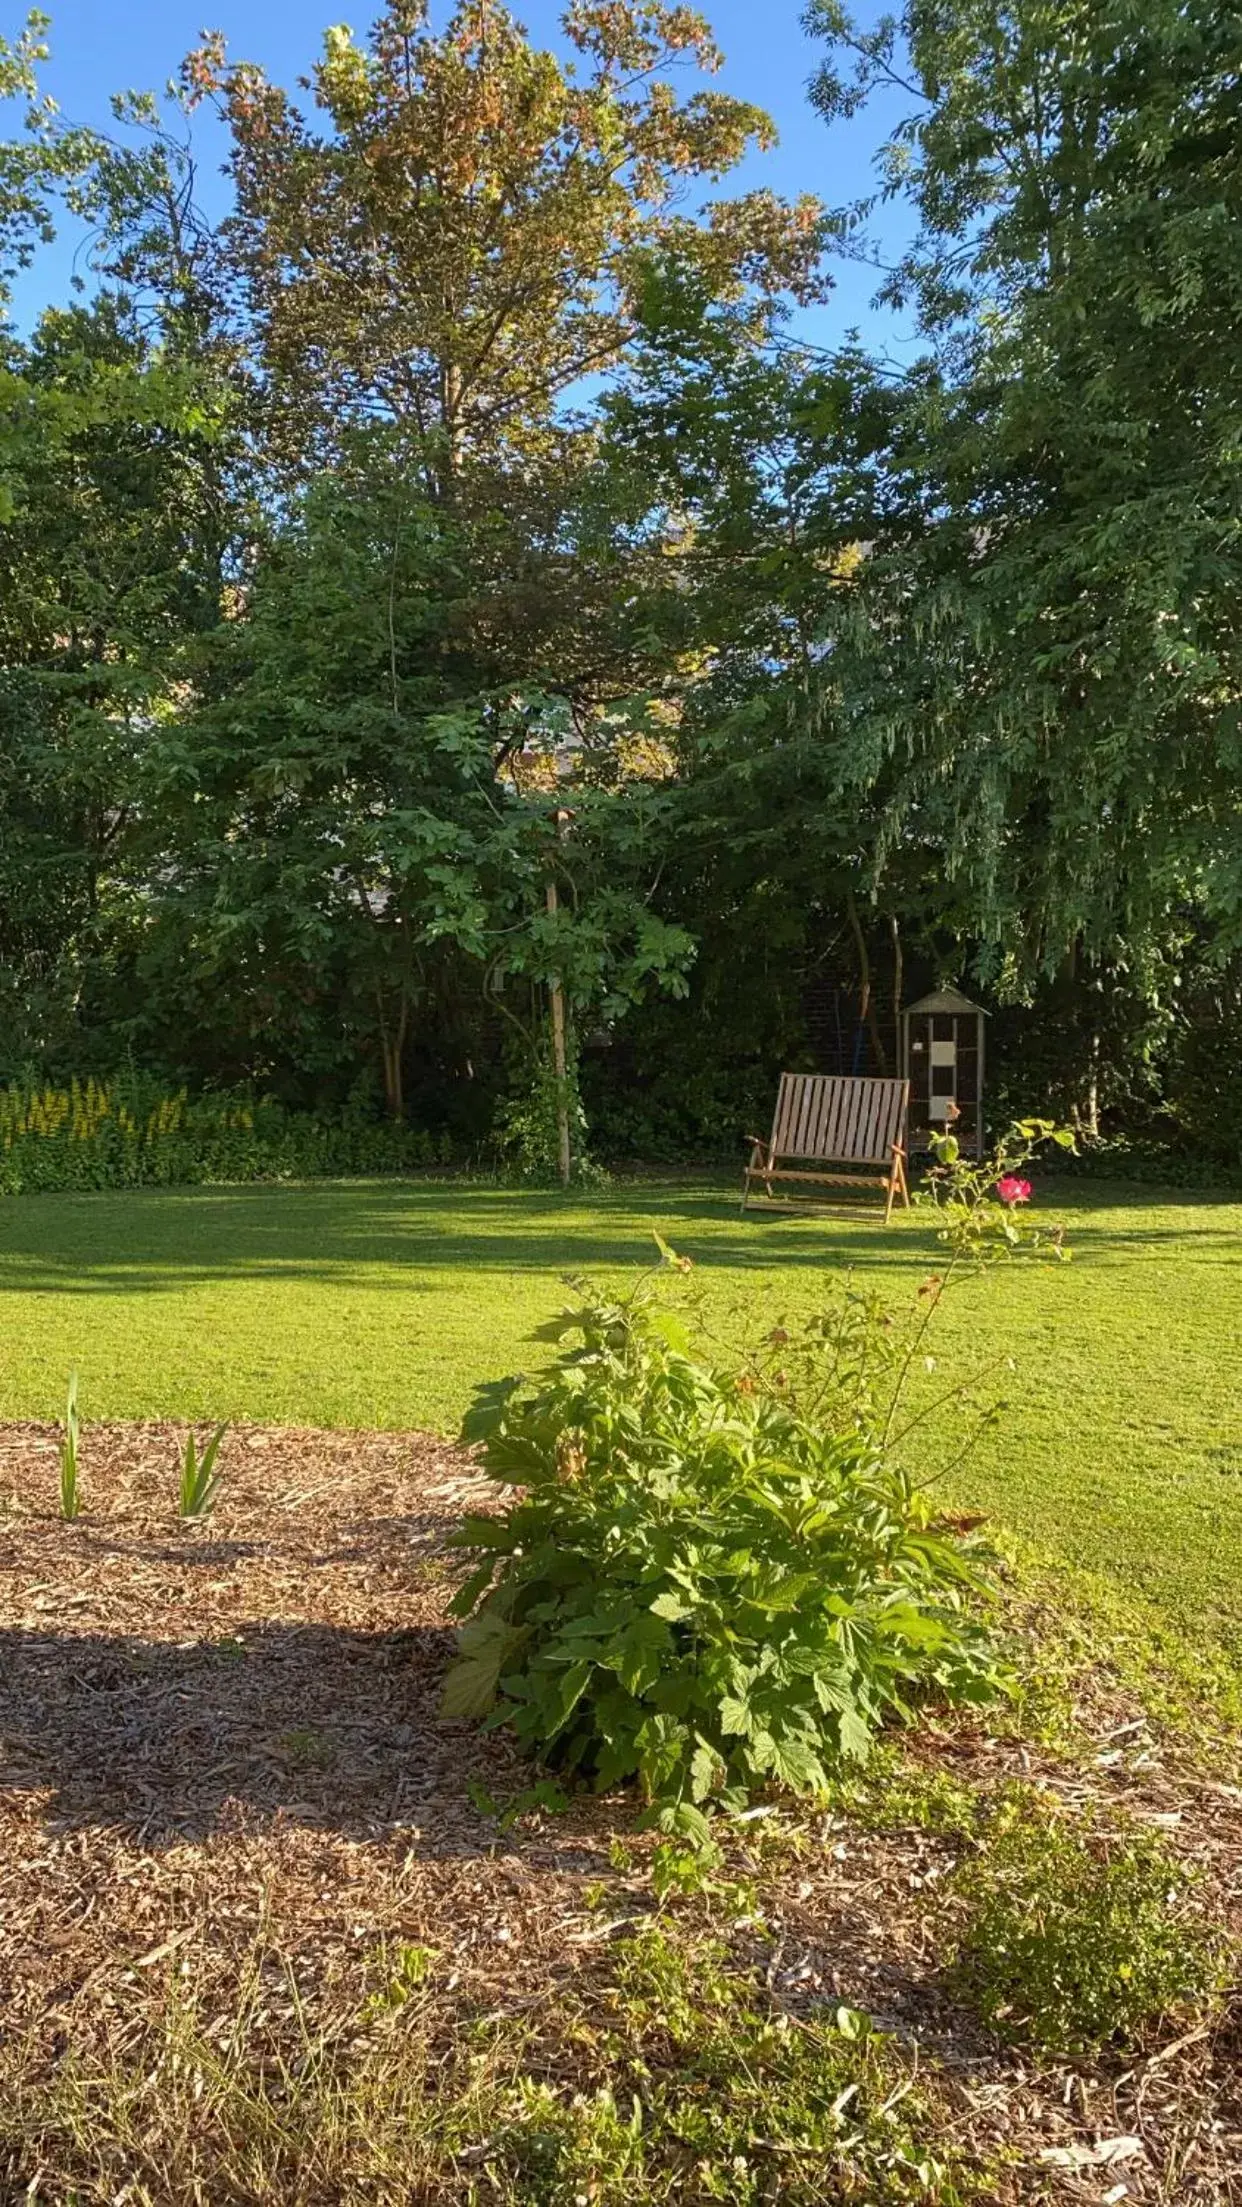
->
[[996, 1174, 1032, 1206]]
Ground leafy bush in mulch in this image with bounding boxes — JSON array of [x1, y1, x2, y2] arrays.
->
[[444, 1127, 1074, 1836], [443, 1268, 1004, 1836]]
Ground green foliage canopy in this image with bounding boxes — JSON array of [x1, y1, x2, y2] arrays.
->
[[803, 0, 1242, 973]]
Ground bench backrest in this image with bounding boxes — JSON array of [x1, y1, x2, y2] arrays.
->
[[769, 1073, 909, 1166]]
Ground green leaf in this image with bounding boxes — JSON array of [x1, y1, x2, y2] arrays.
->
[[767, 1734, 826, 1795], [837, 1706, 873, 1762], [650, 1801, 713, 1849], [648, 1308, 692, 1355], [875, 1604, 951, 1648], [448, 1558, 498, 1617], [440, 1611, 522, 1721], [610, 1616, 672, 1696], [689, 1741, 719, 1803]]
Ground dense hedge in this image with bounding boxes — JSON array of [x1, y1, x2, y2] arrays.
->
[[2, 1074, 1236, 1198], [1044, 1138, 1242, 1191], [0, 1078, 452, 1194]]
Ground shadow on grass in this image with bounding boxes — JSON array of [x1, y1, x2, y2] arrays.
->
[[0, 1618, 517, 1849], [0, 1182, 947, 1295], [0, 1180, 1233, 1299]]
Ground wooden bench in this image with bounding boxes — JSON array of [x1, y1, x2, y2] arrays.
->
[[742, 1073, 911, 1222]]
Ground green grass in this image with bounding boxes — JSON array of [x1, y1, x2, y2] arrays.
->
[[0, 1922, 990, 2204], [0, 1176, 1239, 1668]]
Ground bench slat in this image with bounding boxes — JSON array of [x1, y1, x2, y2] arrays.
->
[[769, 1074, 908, 1167], [748, 1166, 889, 1187]]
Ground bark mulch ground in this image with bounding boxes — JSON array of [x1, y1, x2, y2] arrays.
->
[[0, 1420, 1239, 2204]]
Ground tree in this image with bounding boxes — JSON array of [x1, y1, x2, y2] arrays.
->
[[593, 263, 959, 1096], [0, 292, 231, 1069], [0, 10, 105, 316], [802, 0, 1242, 979], [141, 436, 692, 1120], [131, 1, 814, 1122], [183, 0, 827, 487]]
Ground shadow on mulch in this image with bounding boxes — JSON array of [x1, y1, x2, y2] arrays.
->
[[78, 1506, 468, 1570], [0, 1619, 512, 1850]]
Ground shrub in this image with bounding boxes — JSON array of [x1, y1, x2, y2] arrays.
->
[[0, 1074, 453, 1194], [442, 1256, 1008, 1837], [491, 1040, 610, 1187], [917, 1116, 1076, 1263], [1046, 1132, 1242, 1189], [949, 1800, 1228, 2056]]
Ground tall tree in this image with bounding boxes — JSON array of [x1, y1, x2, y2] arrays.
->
[[136, 1, 820, 1119], [803, 0, 1242, 976], [0, 284, 232, 1068], [184, 0, 827, 488], [139, 427, 693, 1119]]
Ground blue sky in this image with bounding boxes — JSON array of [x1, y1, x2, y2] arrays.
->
[[4, 0, 918, 354]]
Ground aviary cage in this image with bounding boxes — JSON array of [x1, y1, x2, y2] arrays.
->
[[899, 986, 986, 1157]]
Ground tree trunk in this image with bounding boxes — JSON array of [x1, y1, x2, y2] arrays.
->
[[1085, 1030, 1100, 1138], [381, 1037, 403, 1120], [846, 888, 888, 1072], [377, 987, 409, 1119], [545, 873, 571, 1187]]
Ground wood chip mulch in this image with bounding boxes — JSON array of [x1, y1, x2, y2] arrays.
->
[[0, 1420, 1240, 2204]]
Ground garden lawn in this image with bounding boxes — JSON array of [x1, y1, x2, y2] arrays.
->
[[0, 1177, 1239, 1668]]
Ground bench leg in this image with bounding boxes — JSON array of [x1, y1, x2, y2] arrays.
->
[[884, 1144, 911, 1223], [741, 1144, 767, 1213]]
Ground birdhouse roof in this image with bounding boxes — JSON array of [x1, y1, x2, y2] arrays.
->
[[902, 985, 986, 1017]]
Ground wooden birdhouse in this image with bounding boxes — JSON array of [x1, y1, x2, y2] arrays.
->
[[899, 986, 986, 1157]]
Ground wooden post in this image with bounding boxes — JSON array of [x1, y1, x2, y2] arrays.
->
[[545, 871, 571, 1188]]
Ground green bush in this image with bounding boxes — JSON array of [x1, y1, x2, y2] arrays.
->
[[950, 1800, 1228, 2056], [491, 1042, 609, 1187], [0, 1074, 453, 1194], [442, 1257, 1007, 1836], [1046, 1131, 1242, 1189]]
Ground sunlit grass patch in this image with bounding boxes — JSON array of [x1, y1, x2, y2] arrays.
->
[[0, 1925, 992, 2206]]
